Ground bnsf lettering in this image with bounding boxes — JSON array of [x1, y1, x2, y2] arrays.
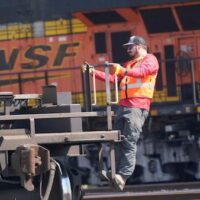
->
[[0, 48, 19, 70], [54, 43, 79, 66], [22, 45, 51, 69], [0, 42, 79, 70]]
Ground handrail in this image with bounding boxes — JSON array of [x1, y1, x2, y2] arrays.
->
[[0, 66, 80, 76], [112, 74, 119, 104], [104, 62, 119, 105], [0, 56, 200, 76], [91, 66, 97, 106]]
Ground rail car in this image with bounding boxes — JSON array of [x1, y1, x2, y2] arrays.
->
[[0, 0, 200, 186], [0, 75, 121, 200]]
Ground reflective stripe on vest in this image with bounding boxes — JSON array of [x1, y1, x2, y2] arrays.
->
[[121, 78, 155, 91], [120, 75, 156, 99]]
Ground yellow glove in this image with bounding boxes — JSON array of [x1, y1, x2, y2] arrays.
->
[[113, 64, 126, 76]]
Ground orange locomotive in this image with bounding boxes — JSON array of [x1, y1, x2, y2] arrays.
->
[[0, 1, 200, 109]]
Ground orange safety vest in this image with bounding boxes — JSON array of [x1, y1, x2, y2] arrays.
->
[[120, 56, 157, 99]]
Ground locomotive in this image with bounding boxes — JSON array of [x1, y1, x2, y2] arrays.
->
[[0, 0, 200, 188]]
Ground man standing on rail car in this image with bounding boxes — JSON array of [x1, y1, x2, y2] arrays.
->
[[82, 35, 159, 191]]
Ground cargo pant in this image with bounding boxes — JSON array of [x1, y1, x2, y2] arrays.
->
[[114, 106, 149, 180]]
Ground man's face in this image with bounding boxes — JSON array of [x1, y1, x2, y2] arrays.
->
[[126, 44, 138, 58]]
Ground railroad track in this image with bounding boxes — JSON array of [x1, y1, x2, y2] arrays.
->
[[83, 182, 200, 200]]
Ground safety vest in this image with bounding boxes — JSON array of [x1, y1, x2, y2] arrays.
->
[[120, 56, 157, 99]]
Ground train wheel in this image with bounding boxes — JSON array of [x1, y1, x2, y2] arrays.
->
[[43, 161, 72, 200]]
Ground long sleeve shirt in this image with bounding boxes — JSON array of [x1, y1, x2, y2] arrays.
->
[[94, 53, 159, 111]]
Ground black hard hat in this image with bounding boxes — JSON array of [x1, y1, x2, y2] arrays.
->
[[123, 35, 147, 47]]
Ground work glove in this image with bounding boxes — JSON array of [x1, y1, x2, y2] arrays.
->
[[112, 63, 126, 76], [81, 62, 94, 74]]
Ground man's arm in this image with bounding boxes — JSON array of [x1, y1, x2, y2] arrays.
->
[[94, 69, 123, 84], [126, 54, 159, 78], [113, 54, 159, 78]]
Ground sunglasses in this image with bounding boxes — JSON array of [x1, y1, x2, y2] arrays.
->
[[127, 44, 136, 49]]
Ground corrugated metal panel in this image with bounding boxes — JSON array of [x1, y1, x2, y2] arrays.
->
[[71, 18, 88, 33], [44, 18, 87, 36], [0, 23, 32, 40]]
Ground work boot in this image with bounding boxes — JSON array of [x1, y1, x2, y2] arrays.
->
[[99, 170, 112, 182], [113, 174, 126, 191]]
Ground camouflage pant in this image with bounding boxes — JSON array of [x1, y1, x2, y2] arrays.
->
[[114, 106, 148, 180]]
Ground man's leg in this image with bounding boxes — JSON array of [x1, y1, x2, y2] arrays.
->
[[115, 107, 148, 190]]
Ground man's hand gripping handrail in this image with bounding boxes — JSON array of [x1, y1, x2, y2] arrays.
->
[[82, 61, 118, 105]]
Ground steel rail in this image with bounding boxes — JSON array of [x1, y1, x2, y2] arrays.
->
[[83, 189, 200, 200], [83, 182, 200, 200]]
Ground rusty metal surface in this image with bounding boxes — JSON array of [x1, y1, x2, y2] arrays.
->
[[83, 182, 200, 200], [10, 145, 50, 191]]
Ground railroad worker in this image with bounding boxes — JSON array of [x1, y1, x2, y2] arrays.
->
[[82, 35, 159, 191]]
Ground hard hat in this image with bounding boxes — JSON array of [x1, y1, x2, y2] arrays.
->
[[123, 35, 147, 47]]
